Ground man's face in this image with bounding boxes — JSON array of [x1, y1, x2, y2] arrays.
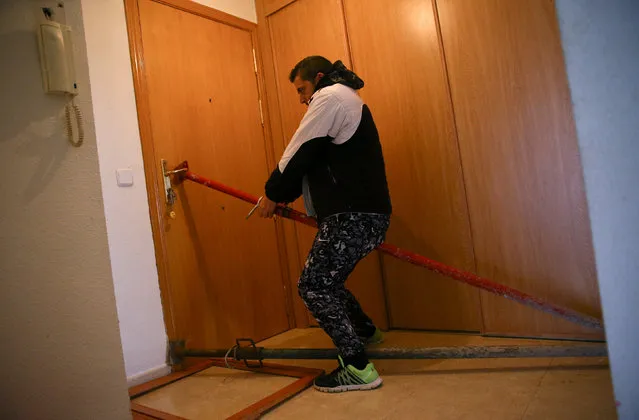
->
[[293, 73, 323, 106]]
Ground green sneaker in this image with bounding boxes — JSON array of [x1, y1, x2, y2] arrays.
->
[[364, 327, 384, 345], [313, 356, 383, 393]]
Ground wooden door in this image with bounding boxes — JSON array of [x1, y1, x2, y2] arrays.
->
[[342, 0, 481, 331], [127, 0, 291, 349], [437, 0, 603, 339], [258, 0, 390, 329]]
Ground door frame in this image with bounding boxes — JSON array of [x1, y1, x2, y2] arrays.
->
[[123, 0, 296, 340]]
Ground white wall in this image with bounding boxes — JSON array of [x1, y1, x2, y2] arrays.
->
[[0, 1, 131, 418], [194, 0, 257, 22], [555, 1, 639, 418], [80, 0, 169, 385], [80, 0, 256, 384]]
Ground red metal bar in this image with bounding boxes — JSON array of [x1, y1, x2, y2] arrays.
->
[[183, 170, 603, 331], [185, 171, 318, 228]]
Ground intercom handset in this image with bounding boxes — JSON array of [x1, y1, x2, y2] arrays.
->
[[37, 14, 84, 147]]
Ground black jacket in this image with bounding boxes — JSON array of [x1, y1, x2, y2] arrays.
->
[[265, 83, 391, 222]]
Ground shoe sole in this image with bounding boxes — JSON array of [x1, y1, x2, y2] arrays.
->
[[313, 377, 383, 393]]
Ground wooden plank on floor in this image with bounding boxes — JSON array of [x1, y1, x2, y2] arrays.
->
[[128, 357, 324, 420], [132, 411, 157, 420], [129, 359, 215, 398], [131, 402, 187, 420], [227, 374, 318, 420]]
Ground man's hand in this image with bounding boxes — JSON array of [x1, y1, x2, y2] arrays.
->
[[259, 197, 277, 218]]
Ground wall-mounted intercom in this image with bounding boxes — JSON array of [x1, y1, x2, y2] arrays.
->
[[37, 12, 84, 147], [37, 21, 77, 95]]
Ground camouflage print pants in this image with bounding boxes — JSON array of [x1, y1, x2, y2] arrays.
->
[[298, 213, 391, 357]]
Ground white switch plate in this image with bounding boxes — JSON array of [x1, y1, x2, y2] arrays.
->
[[116, 168, 134, 187]]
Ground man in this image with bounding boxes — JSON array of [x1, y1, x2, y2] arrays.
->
[[259, 56, 392, 393]]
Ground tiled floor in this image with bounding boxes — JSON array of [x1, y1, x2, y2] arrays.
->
[[133, 328, 616, 419]]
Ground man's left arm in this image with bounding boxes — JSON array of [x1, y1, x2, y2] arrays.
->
[[260, 93, 345, 217]]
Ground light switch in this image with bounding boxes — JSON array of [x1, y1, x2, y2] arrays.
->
[[116, 168, 134, 187]]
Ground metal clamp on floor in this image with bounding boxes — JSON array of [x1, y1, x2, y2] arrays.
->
[[170, 338, 267, 368], [168, 339, 186, 366], [233, 338, 264, 368]]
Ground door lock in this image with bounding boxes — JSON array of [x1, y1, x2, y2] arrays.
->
[[161, 159, 187, 208]]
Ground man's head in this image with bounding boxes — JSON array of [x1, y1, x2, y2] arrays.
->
[[289, 56, 333, 105]]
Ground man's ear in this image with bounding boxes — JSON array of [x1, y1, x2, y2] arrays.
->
[[314, 72, 325, 84]]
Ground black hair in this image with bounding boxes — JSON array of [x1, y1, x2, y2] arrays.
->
[[289, 56, 333, 83]]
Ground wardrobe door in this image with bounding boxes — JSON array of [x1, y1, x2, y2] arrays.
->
[[437, 0, 602, 338], [343, 0, 481, 331]]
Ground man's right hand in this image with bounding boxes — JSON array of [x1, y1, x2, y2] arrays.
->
[[259, 197, 277, 219]]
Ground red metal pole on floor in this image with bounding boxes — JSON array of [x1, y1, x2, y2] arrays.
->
[[180, 167, 603, 331]]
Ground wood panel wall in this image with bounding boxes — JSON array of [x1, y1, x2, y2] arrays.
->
[[436, 0, 602, 339], [255, 0, 602, 339]]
